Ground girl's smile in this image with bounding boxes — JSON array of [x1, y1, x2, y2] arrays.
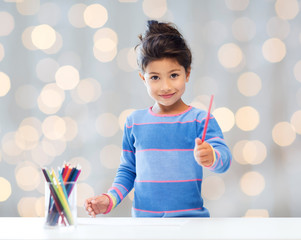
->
[[139, 58, 191, 115]]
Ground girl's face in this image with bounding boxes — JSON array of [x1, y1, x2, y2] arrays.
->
[[140, 58, 190, 114]]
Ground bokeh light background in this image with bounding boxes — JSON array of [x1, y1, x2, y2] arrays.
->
[[1, 0, 301, 218]]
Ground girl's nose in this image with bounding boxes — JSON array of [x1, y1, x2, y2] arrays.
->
[[160, 78, 171, 92]]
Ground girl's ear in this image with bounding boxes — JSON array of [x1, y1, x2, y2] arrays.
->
[[139, 72, 145, 82], [185, 67, 191, 82]]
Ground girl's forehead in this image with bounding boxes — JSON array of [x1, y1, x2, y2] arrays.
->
[[145, 58, 184, 72]]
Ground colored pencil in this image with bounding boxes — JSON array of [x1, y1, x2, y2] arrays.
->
[[42, 163, 81, 226]]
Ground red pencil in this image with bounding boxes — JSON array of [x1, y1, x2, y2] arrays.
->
[[201, 95, 214, 142]]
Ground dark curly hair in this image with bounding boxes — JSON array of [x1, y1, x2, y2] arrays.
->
[[136, 20, 192, 73]]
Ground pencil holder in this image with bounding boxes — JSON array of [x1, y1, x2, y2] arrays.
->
[[44, 181, 77, 228]]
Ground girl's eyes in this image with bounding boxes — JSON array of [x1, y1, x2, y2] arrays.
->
[[149, 73, 179, 80], [150, 76, 159, 80], [171, 73, 179, 79]]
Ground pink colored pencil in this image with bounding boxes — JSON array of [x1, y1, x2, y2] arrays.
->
[[201, 95, 214, 142]]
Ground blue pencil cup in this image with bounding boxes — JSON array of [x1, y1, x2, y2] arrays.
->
[[44, 181, 77, 228]]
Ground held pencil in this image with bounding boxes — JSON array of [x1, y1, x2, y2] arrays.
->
[[201, 95, 214, 142]]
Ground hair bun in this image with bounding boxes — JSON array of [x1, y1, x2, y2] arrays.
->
[[145, 20, 179, 36]]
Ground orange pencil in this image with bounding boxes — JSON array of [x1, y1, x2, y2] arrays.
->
[[63, 166, 72, 182]]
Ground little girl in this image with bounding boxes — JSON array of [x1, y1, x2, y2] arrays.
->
[[85, 20, 232, 217]]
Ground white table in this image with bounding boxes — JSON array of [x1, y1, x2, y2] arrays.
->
[[0, 217, 300, 239]]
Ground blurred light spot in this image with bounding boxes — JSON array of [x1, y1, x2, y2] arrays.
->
[[272, 121, 296, 146], [62, 117, 78, 141], [68, 3, 87, 28], [31, 24, 56, 50], [233, 140, 249, 165], [0, 11, 15, 36], [18, 197, 38, 217], [2, 132, 23, 158], [203, 21, 228, 45], [16, 162, 40, 191], [262, 38, 286, 63], [77, 183, 94, 207], [93, 44, 117, 62], [96, 113, 119, 137], [232, 17, 256, 42], [35, 196, 45, 217], [293, 60, 301, 83], [75, 78, 102, 103], [218, 43, 243, 69], [38, 2, 60, 26], [119, 0, 138, 2], [84, 4, 108, 28], [117, 48, 139, 72], [55, 65, 80, 90], [244, 209, 269, 218], [267, 17, 290, 39], [42, 115, 66, 140], [95, 38, 116, 52], [212, 107, 235, 132], [225, 0, 249, 11], [275, 0, 299, 20], [0, 72, 11, 97], [41, 138, 66, 157], [143, 0, 167, 19], [119, 109, 135, 130], [0, 177, 12, 202], [235, 106, 260, 131], [38, 83, 65, 111], [202, 176, 225, 200], [69, 157, 91, 181], [15, 85, 38, 109], [100, 144, 121, 169], [243, 140, 267, 165], [291, 110, 301, 134], [93, 28, 118, 62], [94, 27, 118, 44], [31, 143, 54, 166], [58, 51, 82, 70], [20, 117, 42, 136], [0, 43, 4, 61], [240, 171, 265, 196], [15, 125, 40, 150], [22, 26, 37, 50], [127, 48, 139, 70], [237, 72, 262, 97], [16, 0, 40, 15], [42, 31, 63, 55], [36, 58, 59, 82]]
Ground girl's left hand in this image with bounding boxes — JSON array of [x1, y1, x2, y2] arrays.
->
[[193, 138, 214, 167]]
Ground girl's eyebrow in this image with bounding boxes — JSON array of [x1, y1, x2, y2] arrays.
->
[[148, 69, 181, 75]]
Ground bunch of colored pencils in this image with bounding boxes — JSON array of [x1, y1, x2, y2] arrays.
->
[[42, 163, 81, 226]]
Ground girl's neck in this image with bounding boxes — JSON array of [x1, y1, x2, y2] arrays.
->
[[151, 100, 189, 115]]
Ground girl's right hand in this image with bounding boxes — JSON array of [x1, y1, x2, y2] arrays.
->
[[84, 195, 110, 217]]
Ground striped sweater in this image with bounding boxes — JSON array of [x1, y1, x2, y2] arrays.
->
[[107, 106, 232, 217]]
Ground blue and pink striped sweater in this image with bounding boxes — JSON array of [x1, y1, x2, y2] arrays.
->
[[107, 106, 232, 217]]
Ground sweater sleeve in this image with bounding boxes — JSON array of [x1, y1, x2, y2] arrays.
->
[[198, 113, 232, 174], [107, 117, 136, 209]]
